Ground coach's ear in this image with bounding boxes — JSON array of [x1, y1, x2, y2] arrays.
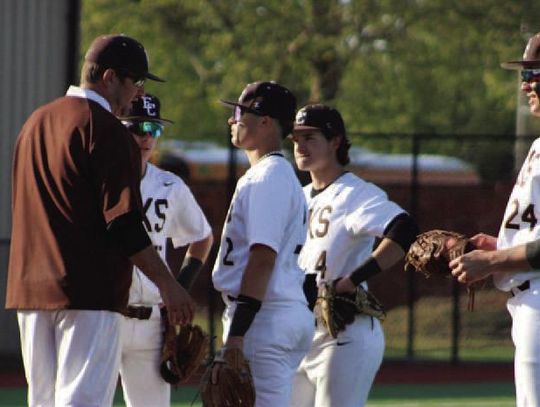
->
[[102, 68, 116, 85]]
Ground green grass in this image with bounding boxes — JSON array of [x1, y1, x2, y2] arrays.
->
[[383, 290, 514, 362], [0, 383, 515, 407]]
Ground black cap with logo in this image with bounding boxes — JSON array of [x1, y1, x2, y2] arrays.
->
[[220, 81, 297, 122], [294, 104, 346, 138], [85, 34, 165, 82], [501, 32, 540, 70], [120, 94, 173, 124]]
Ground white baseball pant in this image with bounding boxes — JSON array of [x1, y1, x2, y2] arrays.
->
[[17, 310, 121, 407]]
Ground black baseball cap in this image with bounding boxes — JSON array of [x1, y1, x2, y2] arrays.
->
[[220, 81, 297, 122], [85, 34, 165, 82], [502, 32, 540, 70], [120, 94, 173, 125], [294, 104, 346, 137]]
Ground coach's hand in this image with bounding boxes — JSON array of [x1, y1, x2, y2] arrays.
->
[[160, 281, 194, 326]]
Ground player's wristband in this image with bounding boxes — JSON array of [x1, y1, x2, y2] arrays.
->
[[526, 239, 540, 269], [349, 256, 382, 286], [176, 257, 203, 290], [303, 274, 318, 311], [228, 295, 262, 337]]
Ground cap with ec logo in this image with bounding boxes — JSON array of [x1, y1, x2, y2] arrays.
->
[[120, 94, 173, 124]]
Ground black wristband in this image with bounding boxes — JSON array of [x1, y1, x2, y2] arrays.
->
[[176, 257, 203, 290], [526, 239, 540, 269], [228, 295, 262, 337], [303, 274, 318, 311], [349, 256, 382, 286]]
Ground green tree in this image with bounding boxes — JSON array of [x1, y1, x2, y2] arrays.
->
[[81, 0, 529, 148]]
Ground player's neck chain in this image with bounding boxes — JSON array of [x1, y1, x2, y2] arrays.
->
[[257, 150, 283, 163]]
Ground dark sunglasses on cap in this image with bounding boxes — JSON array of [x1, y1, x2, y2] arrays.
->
[[521, 69, 540, 83], [125, 121, 164, 138], [234, 104, 263, 121]]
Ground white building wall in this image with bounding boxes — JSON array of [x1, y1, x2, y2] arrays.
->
[[0, 0, 78, 356]]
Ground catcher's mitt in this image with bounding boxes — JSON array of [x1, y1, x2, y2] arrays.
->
[[316, 280, 386, 339], [200, 347, 255, 407], [160, 313, 209, 385], [404, 229, 479, 310]]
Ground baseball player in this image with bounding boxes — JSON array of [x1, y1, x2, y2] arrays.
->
[[212, 81, 315, 407], [450, 32, 540, 407], [289, 104, 418, 407], [118, 94, 213, 407], [6, 35, 193, 407]]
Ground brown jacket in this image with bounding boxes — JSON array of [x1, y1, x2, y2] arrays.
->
[[6, 95, 142, 312]]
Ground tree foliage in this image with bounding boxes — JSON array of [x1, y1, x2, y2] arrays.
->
[[81, 0, 534, 146]]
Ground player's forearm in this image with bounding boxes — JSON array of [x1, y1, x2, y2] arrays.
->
[[487, 245, 530, 274], [185, 233, 214, 263], [130, 245, 177, 290], [225, 244, 276, 346], [372, 238, 406, 270], [346, 238, 404, 287]]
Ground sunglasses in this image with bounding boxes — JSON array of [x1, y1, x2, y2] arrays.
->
[[234, 105, 263, 121], [521, 69, 540, 83], [116, 69, 145, 88], [126, 121, 164, 138]]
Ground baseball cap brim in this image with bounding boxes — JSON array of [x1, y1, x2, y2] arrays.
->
[[219, 99, 243, 109], [293, 124, 323, 132], [120, 116, 173, 125], [501, 60, 540, 70], [146, 72, 166, 82]]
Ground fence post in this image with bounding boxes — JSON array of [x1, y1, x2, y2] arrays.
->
[[407, 133, 420, 360], [451, 278, 461, 364]]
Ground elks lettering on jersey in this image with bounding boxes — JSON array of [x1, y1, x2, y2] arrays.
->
[[308, 205, 332, 239], [517, 149, 540, 188], [142, 198, 169, 233]]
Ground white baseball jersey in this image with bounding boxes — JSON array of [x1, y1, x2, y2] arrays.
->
[[212, 155, 308, 304], [299, 172, 405, 288], [494, 138, 540, 291], [129, 163, 211, 305]]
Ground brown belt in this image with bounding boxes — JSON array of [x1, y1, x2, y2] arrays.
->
[[124, 305, 153, 320]]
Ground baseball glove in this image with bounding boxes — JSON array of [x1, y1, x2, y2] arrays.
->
[[316, 280, 386, 339], [404, 229, 479, 310], [160, 314, 209, 385], [200, 347, 255, 407], [404, 230, 473, 277]]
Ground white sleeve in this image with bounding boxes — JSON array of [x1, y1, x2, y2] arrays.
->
[[244, 171, 290, 252], [167, 181, 212, 248], [344, 183, 404, 237]]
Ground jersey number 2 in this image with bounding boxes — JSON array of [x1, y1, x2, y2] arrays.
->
[[223, 237, 234, 266]]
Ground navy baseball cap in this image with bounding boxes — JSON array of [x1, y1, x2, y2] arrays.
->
[[120, 94, 173, 124], [85, 34, 165, 82], [294, 104, 346, 137], [502, 32, 540, 70], [220, 81, 297, 122]]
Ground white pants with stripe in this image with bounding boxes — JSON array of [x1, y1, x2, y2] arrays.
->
[[17, 310, 121, 407], [291, 314, 384, 407], [222, 297, 315, 407]]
